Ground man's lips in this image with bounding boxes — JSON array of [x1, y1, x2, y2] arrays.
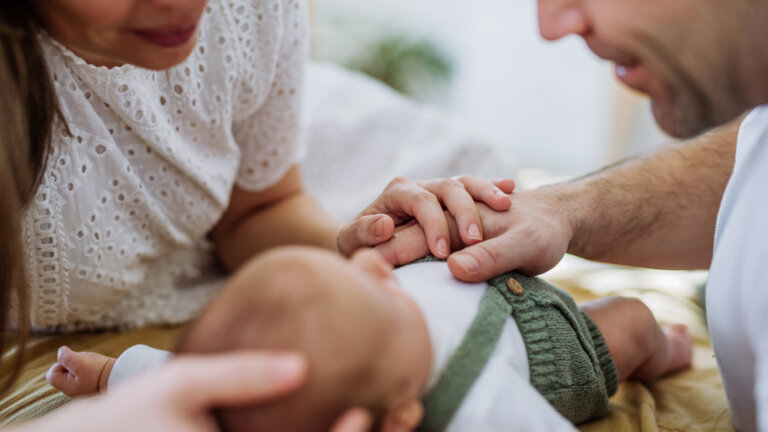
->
[[132, 23, 197, 48], [585, 37, 638, 67], [614, 62, 649, 93], [584, 37, 650, 92]]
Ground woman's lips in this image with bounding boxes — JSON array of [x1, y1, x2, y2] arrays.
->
[[132, 24, 197, 48]]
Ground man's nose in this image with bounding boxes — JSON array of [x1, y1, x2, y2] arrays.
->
[[537, 0, 589, 41]]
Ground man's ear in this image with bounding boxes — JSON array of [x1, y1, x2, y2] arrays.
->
[[380, 399, 424, 432]]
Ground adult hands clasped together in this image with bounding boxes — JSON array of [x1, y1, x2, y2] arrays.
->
[[337, 176, 518, 268], [370, 187, 572, 281], [338, 174, 579, 283]]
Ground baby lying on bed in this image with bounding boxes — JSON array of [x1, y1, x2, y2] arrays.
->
[[47, 246, 692, 431]]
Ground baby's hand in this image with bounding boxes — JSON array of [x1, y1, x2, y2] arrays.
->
[[46, 346, 116, 397]]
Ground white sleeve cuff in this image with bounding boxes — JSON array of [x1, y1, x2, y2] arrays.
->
[[107, 344, 172, 391]]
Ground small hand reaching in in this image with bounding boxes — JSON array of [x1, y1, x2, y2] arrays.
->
[[46, 346, 116, 397]]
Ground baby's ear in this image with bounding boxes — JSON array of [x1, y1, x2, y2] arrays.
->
[[380, 399, 423, 432]]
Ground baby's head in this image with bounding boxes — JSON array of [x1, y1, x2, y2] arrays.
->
[[177, 246, 431, 432]]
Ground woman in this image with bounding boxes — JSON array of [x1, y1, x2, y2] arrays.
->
[[12, 0, 506, 332], [1, 3, 373, 430], [1, 0, 509, 427]]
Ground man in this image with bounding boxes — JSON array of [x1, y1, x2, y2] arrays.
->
[[338, 0, 768, 430]]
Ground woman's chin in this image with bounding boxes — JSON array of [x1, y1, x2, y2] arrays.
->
[[114, 34, 199, 70]]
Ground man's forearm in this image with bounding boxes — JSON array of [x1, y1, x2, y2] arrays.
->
[[553, 117, 740, 269]]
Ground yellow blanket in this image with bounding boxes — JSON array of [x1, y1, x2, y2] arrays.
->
[[0, 268, 733, 431]]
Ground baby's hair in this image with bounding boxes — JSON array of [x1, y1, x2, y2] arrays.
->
[[176, 250, 392, 432]]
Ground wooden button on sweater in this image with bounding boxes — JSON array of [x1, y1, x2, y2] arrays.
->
[[506, 277, 524, 295]]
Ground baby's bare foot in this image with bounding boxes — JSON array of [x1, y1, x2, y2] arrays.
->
[[46, 346, 116, 397], [662, 324, 693, 374]]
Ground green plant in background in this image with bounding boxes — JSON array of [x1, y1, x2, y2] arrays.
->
[[348, 35, 453, 101]]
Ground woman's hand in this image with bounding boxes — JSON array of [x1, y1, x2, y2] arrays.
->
[[337, 176, 516, 260], [16, 351, 371, 432]]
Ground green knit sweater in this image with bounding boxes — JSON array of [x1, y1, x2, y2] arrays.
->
[[416, 258, 618, 430]]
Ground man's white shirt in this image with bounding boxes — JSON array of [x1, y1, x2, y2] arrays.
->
[[708, 105, 768, 432]]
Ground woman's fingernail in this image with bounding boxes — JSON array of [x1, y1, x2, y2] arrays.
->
[[453, 254, 480, 274], [373, 217, 387, 237], [436, 238, 450, 257], [467, 224, 481, 240], [493, 189, 507, 198]]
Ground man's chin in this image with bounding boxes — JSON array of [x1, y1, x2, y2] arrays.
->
[[652, 91, 753, 139], [651, 100, 712, 139]]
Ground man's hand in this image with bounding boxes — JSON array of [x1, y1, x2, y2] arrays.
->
[[338, 176, 516, 260], [375, 187, 574, 282]]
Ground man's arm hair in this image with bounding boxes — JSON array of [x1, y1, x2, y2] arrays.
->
[[556, 116, 741, 269]]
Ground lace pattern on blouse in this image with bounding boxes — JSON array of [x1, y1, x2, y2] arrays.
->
[[24, 0, 308, 331]]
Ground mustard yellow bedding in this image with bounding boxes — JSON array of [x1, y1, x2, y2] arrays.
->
[[557, 277, 733, 432], [0, 270, 732, 431], [0, 327, 182, 426]]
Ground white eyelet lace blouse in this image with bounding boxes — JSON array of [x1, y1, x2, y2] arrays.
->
[[23, 0, 308, 331]]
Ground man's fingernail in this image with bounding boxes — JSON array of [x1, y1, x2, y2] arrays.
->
[[467, 224, 481, 241], [373, 217, 387, 237], [453, 254, 479, 274], [493, 189, 507, 198], [436, 238, 449, 257]]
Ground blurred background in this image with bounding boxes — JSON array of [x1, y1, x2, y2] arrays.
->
[[308, 0, 676, 182]]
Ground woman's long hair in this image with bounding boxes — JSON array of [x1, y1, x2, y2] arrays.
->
[[0, 3, 57, 395]]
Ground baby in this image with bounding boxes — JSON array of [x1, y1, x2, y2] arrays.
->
[[47, 246, 692, 431]]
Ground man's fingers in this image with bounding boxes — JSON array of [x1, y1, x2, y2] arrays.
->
[[448, 227, 560, 282], [338, 215, 395, 256], [448, 235, 522, 282], [155, 352, 307, 411]]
